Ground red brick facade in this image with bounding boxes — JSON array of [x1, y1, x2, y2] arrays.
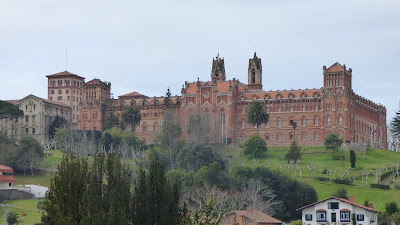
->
[[71, 53, 387, 149]]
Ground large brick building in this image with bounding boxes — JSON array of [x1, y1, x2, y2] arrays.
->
[[63, 53, 386, 148]]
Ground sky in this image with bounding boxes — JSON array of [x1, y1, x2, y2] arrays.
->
[[1, 0, 399, 122]]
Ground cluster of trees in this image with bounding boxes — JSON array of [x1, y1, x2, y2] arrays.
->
[[0, 133, 44, 175]]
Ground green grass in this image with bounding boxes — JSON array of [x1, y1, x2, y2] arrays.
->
[[223, 145, 400, 212], [43, 149, 64, 169], [14, 170, 55, 187], [0, 199, 42, 225]]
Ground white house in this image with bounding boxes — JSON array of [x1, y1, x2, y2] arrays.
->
[[297, 195, 379, 225], [0, 165, 16, 188]]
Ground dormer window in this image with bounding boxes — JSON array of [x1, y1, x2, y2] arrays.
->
[[328, 202, 339, 209]]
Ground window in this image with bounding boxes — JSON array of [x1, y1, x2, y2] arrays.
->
[[314, 117, 318, 126], [242, 121, 245, 129], [278, 106, 281, 112], [356, 214, 364, 221], [302, 117, 306, 126], [15, 129, 18, 135], [66, 90, 69, 94], [305, 214, 312, 221], [339, 115, 343, 125], [32, 128, 35, 134], [26, 116, 29, 122], [327, 116, 331, 125], [266, 107, 269, 113], [316, 212, 326, 222], [266, 121, 269, 128], [32, 115, 36, 122], [58, 90, 62, 94], [266, 135, 269, 141], [328, 202, 339, 209], [242, 108, 245, 114], [278, 119, 281, 127], [58, 96, 63, 101], [68, 96, 70, 101], [290, 106, 293, 112], [315, 105, 318, 111], [302, 133, 306, 141], [303, 105, 305, 111], [26, 128, 29, 134], [315, 132, 319, 140], [50, 97, 53, 100], [220, 109, 226, 126], [143, 124, 147, 132], [290, 134, 293, 141], [340, 211, 351, 222], [51, 90, 55, 95], [290, 119, 294, 126], [277, 133, 281, 141], [339, 131, 343, 138]]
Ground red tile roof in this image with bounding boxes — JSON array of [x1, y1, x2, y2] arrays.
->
[[340, 208, 351, 211], [46, 70, 85, 79], [226, 209, 282, 224], [296, 196, 380, 213], [0, 165, 13, 173], [0, 175, 16, 183], [118, 92, 148, 99], [5, 100, 20, 105]]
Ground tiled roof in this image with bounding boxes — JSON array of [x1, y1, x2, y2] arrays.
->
[[227, 209, 282, 224], [46, 70, 85, 79], [296, 196, 380, 213], [43, 99, 70, 108], [5, 100, 20, 105], [0, 165, 13, 173], [85, 78, 109, 86], [185, 81, 235, 94], [0, 175, 17, 183], [118, 92, 148, 99]]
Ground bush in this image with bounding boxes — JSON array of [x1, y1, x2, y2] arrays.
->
[[332, 187, 348, 199], [332, 155, 346, 160], [6, 212, 19, 225], [370, 184, 390, 189], [315, 177, 329, 182], [243, 134, 268, 157], [385, 201, 399, 215], [333, 179, 352, 185]]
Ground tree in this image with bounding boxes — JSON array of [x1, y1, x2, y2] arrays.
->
[[6, 212, 19, 225], [17, 136, 44, 176], [103, 110, 120, 131], [121, 106, 141, 132], [187, 109, 211, 144], [324, 133, 343, 155], [177, 145, 217, 172], [391, 106, 400, 139], [0, 132, 18, 169], [48, 115, 68, 138], [195, 161, 230, 190], [385, 202, 399, 215], [291, 121, 297, 138], [246, 101, 269, 134], [0, 100, 24, 138], [332, 187, 348, 199], [164, 87, 173, 107], [285, 140, 302, 164], [159, 107, 182, 169], [243, 134, 268, 157], [350, 150, 356, 168]]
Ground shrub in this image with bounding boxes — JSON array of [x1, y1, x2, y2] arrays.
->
[[332, 187, 348, 199], [315, 177, 329, 182], [385, 201, 399, 215], [243, 134, 268, 157], [370, 184, 390, 189], [333, 179, 352, 185]]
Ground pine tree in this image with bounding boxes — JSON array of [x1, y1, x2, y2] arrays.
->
[[350, 150, 356, 168], [285, 140, 302, 163]]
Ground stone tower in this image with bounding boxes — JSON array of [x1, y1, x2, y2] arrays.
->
[[211, 54, 226, 82], [248, 52, 262, 90], [323, 62, 352, 89]]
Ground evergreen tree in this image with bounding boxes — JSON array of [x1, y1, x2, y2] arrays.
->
[[324, 133, 343, 155], [246, 101, 269, 134], [121, 106, 141, 132], [391, 106, 400, 138], [243, 134, 268, 157], [332, 187, 348, 199], [163, 87, 173, 108], [285, 140, 302, 164], [103, 110, 120, 131], [350, 150, 356, 168], [48, 115, 68, 138]]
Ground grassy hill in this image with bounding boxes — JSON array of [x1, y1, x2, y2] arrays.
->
[[223, 145, 400, 212]]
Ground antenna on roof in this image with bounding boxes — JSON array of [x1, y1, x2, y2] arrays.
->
[[65, 44, 68, 71]]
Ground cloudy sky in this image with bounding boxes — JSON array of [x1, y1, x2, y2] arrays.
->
[[1, 0, 399, 121]]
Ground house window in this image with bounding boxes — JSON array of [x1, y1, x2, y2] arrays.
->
[[302, 117, 306, 126], [316, 212, 326, 222], [339, 131, 343, 138], [327, 116, 331, 125], [290, 134, 293, 141], [66, 90, 69, 94], [314, 132, 319, 140], [32, 128, 35, 134], [277, 133, 281, 141], [303, 105, 305, 111], [340, 212, 351, 222], [266, 121, 269, 128], [242, 121, 245, 129], [15, 129, 18, 135], [302, 133, 306, 141], [290, 106, 293, 112], [50, 97, 53, 100], [356, 214, 364, 221], [266, 135, 269, 142], [305, 214, 312, 221], [278, 119, 281, 127], [143, 124, 147, 132], [329, 202, 339, 209], [315, 105, 318, 111], [51, 90, 54, 94], [32, 115, 36, 122], [242, 108, 245, 114], [58, 96, 62, 101], [339, 116, 343, 125], [26, 116, 29, 122], [314, 117, 318, 126], [278, 106, 281, 112], [68, 96, 70, 101], [26, 128, 29, 134]]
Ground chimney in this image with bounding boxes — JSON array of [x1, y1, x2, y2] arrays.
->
[[368, 202, 374, 209], [349, 195, 354, 203]]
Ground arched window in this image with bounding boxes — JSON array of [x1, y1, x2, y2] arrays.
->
[[302, 133, 306, 141], [327, 116, 331, 125], [252, 69, 256, 83], [314, 132, 319, 140], [338, 115, 343, 125], [302, 117, 306, 126], [143, 124, 147, 132], [290, 133, 293, 141], [314, 117, 318, 126], [220, 109, 226, 126], [277, 118, 281, 127], [266, 134, 269, 142], [154, 122, 158, 132], [242, 120, 245, 129], [289, 118, 294, 126], [339, 131, 343, 138], [277, 133, 281, 141], [242, 108, 245, 114]]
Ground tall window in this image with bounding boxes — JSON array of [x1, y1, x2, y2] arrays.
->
[[266, 134, 269, 141], [316, 212, 326, 222], [242, 120, 245, 129], [278, 119, 281, 127], [340, 212, 351, 222], [314, 117, 318, 126], [302, 133, 306, 141], [302, 117, 306, 126], [315, 105, 318, 111], [327, 116, 331, 125], [315, 132, 319, 140], [338, 115, 343, 125], [252, 70, 255, 83], [266, 121, 269, 128], [143, 124, 147, 132], [290, 133, 293, 141], [277, 133, 281, 141], [220, 109, 226, 126]]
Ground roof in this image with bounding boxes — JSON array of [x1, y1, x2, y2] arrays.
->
[[5, 100, 19, 105], [42, 99, 70, 108], [85, 78, 110, 86], [118, 91, 148, 99], [227, 209, 282, 224], [0, 165, 13, 173], [185, 81, 240, 94], [296, 196, 380, 213], [326, 62, 344, 72], [0, 175, 17, 183], [46, 70, 85, 80]]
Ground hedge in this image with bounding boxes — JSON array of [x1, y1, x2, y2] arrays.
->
[[333, 179, 352, 185], [315, 177, 330, 182], [370, 184, 390, 189]]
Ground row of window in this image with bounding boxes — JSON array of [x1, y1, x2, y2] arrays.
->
[[49, 79, 82, 87], [25, 128, 36, 134], [241, 115, 343, 129], [308, 212, 364, 222]]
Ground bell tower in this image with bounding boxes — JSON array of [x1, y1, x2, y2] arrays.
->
[[248, 52, 262, 90], [211, 54, 226, 82]]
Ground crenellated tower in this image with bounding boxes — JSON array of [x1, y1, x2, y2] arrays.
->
[[247, 52, 262, 90]]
